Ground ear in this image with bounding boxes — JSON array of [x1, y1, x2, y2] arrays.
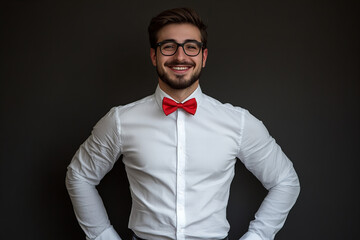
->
[[150, 48, 157, 67], [202, 48, 208, 68]]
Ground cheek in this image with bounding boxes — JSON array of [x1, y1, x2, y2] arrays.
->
[[161, 57, 175, 68], [197, 58, 204, 68]]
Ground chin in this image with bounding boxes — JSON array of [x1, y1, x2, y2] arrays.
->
[[164, 78, 198, 90]]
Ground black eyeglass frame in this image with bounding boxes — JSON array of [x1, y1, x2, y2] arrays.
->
[[155, 40, 204, 57]]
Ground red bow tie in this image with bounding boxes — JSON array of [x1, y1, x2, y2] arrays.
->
[[162, 97, 197, 116]]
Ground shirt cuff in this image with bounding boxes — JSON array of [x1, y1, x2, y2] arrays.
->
[[239, 231, 262, 240], [86, 226, 122, 240]]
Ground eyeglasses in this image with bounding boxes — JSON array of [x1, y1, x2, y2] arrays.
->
[[156, 40, 204, 57]]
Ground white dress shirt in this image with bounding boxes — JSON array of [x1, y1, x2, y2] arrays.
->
[[66, 85, 300, 240]]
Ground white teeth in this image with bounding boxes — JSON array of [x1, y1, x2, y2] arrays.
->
[[172, 67, 188, 70]]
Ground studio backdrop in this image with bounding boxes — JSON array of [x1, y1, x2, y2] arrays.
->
[[1, 1, 359, 239]]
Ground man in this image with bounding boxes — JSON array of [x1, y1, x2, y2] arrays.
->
[[66, 8, 300, 240]]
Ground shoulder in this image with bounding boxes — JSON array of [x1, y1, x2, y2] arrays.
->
[[201, 93, 247, 118], [200, 93, 265, 134], [114, 94, 156, 115], [91, 94, 156, 144], [94, 94, 156, 130]]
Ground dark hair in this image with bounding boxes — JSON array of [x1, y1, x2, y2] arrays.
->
[[148, 7, 208, 49]]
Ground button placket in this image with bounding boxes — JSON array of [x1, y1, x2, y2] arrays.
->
[[176, 110, 186, 240]]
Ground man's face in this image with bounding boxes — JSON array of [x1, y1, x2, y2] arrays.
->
[[150, 23, 208, 90]]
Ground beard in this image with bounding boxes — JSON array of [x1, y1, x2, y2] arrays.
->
[[156, 60, 203, 90]]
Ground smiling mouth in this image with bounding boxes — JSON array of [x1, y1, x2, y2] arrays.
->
[[171, 66, 190, 71], [165, 60, 194, 74], [168, 65, 194, 74]]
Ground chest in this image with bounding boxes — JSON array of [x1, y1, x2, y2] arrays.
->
[[120, 114, 239, 176]]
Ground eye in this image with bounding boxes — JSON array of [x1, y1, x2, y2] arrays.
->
[[162, 43, 176, 50], [185, 43, 199, 51]]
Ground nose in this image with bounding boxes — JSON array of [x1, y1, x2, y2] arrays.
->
[[173, 45, 187, 60]]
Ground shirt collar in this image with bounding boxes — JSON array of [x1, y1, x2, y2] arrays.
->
[[155, 84, 203, 112]]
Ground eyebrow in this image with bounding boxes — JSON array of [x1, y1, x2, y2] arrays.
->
[[161, 39, 200, 43]]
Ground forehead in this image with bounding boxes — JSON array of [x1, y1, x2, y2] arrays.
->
[[157, 23, 202, 42]]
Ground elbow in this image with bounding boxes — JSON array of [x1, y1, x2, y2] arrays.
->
[[284, 170, 301, 200], [274, 168, 301, 199], [288, 179, 300, 201], [65, 167, 81, 192], [65, 167, 73, 191], [290, 168, 301, 196], [294, 175, 301, 198]]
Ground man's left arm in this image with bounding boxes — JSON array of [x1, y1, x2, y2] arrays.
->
[[236, 110, 300, 240]]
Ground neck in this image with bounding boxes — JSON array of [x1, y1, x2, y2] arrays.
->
[[158, 80, 199, 102]]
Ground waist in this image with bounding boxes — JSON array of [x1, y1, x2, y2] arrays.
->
[[133, 233, 229, 240]]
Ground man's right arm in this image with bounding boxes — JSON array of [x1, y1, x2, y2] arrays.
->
[[65, 107, 122, 240]]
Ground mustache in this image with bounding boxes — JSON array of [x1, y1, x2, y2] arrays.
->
[[165, 60, 195, 66]]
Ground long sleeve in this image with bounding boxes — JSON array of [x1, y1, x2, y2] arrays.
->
[[237, 111, 300, 240], [65, 107, 123, 240]]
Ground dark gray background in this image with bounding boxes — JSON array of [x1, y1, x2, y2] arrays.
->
[[1, 0, 359, 239]]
